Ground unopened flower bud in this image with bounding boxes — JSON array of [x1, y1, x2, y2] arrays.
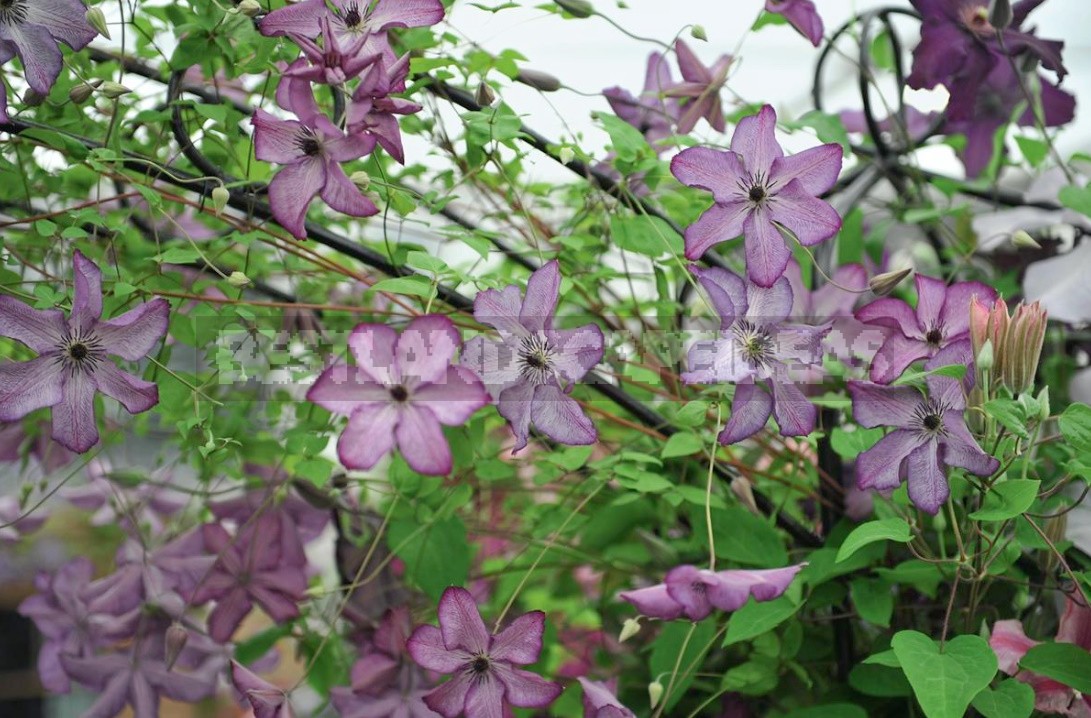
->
[[516, 68, 561, 93], [100, 81, 132, 99], [1011, 230, 1041, 250], [558, 146, 575, 165], [976, 338, 994, 373], [227, 271, 251, 288], [868, 267, 913, 296], [555, 0, 594, 18], [22, 88, 47, 106], [86, 6, 111, 39], [1020, 52, 1040, 74], [69, 79, 102, 104], [690, 24, 708, 41], [237, 0, 261, 16], [648, 681, 664, 709], [1004, 301, 1047, 395], [987, 0, 1013, 30], [211, 185, 230, 215], [1037, 386, 1050, 421], [1042, 512, 1068, 574], [619, 617, 642, 643], [164, 623, 188, 671], [349, 171, 370, 191], [475, 81, 496, 107]]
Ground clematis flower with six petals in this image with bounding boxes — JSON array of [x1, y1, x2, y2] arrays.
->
[[603, 51, 681, 149], [406, 586, 563, 718], [0, 0, 97, 101], [848, 374, 999, 514], [461, 260, 604, 452], [670, 104, 843, 285], [0, 251, 169, 452], [260, 0, 444, 58], [619, 563, 805, 622], [252, 103, 378, 240], [664, 39, 731, 134], [285, 16, 379, 86], [308, 315, 489, 475], [682, 265, 829, 444], [855, 274, 997, 384]]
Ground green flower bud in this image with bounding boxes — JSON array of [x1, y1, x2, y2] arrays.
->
[[690, 24, 708, 41], [558, 146, 575, 165], [868, 267, 913, 296], [86, 6, 111, 39], [475, 81, 497, 107], [1011, 230, 1041, 250], [988, 0, 1013, 30], [648, 681, 664, 709], [69, 79, 102, 104], [976, 338, 995, 373], [227, 271, 251, 288], [516, 68, 561, 93], [349, 171, 371, 191], [100, 81, 132, 99], [555, 0, 594, 18], [211, 186, 230, 215], [618, 617, 642, 643]]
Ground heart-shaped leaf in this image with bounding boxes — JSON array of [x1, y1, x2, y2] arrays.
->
[[971, 679, 1035, 718], [891, 630, 998, 718], [1020, 642, 1091, 694], [836, 518, 912, 563]]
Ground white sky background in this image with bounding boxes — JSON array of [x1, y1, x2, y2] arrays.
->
[[438, 0, 1091, 181]]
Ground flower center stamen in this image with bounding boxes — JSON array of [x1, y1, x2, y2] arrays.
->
[[518, 334, 556, 383], [296, 130, 322, 157], [471, 656, 490, 674], [341, 2, 362, 29], [748, 185, 766, 203], [389, 385, 409, 403], [59, 332, 104, 373], [925, 327, 943, 346], [0, 0, 28, 23], [733, 320, 774, 366], [912, 398, 950, 438]]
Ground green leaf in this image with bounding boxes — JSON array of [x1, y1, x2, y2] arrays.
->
[[661, 432, 704, 459], [830, 426, 884, 459], [387, 517, 472, 600], [984, 398, 1030, 439], [971, 679, 1035, 718], [406, 251, 447, 273], [594, 111, 652, 162], [609, 215, 683, 258], [156, 247, 203, 265], [711, 507, 788, 566], [723, 595, 800, 646], [1019, 642, 1091, 694], [234, 623, 293, 664], [969, 479, 1040, 521], [836, 518, 912, 563], [650, 620, 715, 712], [1060, 403, 1091, 453], [1059, 182, 1091, 219], [792, 110, 850, 156], [1014, 136, 1049, 167], [368, 276, 436, 298], [851, 577, 894, 626], [891, 631, 997, 718], [790, 705, 868, 718]]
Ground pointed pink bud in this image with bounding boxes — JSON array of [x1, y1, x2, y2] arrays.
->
[[164, 623, 188, 671]]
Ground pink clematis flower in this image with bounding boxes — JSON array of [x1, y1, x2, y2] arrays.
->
[[990, 596, 1091, 716], [0, 251, 169, 452], [848, 374, 999, 514], [765, 0, 824, 47], [307, 315, 489, 475], [190, 512, 309, 643], [619, 563, 805, 622], [665, 39, 731, 134], [461, 260, 604, 452], [345, 53, 422, 164], [406, 586, 563, 718], [232, 661, 296, 718], [0, 0, 97, 99], [670, 104, 843, 284], [603, 51, 681, 150], [260, 0, 444, 58], [251, 103, 378, 240], [855, 274, 997, 384], [579, 678, 635, 718], [285, 16, 380, 85]]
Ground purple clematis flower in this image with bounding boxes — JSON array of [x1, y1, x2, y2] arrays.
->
[[0, 42, 11, 122], [308, 315, 489, 475], [346, 53, 422, 164], [285, 16, 379, 85], [331, 607, 437, 718], [579, 678, 635, 718], [765, 0, 824, 47], [990, 596, 1091, 716], [406, 586, 563, 718], [670, 104, 843, 284], [0, 251, 169, 452], [682, 266, 829, 444], [461, 260, 604, 452], [61, 622, 224, 718], [848, 374, 999, 514], [908, 0, 1066, 91], [232, 661, 296, 718], [260, 0, 443, 58], [190, 512, 309, 643], [252, 104, 378, 241], [603, 51, 680, 149], [665, 39, 731, 134], [856, 274, 997, 383], [619, 563, 805, 622], [0, 0, 97, 98], [18, 557, 141, 693], [945, 60, 1075, 178]]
